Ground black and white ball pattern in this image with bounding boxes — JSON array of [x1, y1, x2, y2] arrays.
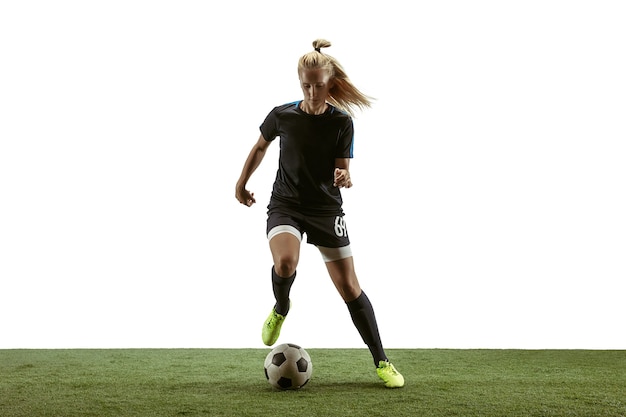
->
[[264, 343, 312, 390]]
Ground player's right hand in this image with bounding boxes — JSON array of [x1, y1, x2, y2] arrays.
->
[[235, 185, 256, 207]]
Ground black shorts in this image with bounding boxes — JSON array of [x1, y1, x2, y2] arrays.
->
[[266, 205, 350, 248]]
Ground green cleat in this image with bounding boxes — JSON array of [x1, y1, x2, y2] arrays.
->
[[261, 306, 287, 346], [377, 360, 405, 388]]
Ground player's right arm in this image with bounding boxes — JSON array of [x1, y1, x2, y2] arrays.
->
[[235, 134, 271, 207]]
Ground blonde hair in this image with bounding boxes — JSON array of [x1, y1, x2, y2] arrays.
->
[[298, 39, 373, 116]]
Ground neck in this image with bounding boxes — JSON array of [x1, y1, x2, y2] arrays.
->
[[300, 100, 328, 115]]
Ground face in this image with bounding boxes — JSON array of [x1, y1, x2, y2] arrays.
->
[[299, 68, 333, 105]]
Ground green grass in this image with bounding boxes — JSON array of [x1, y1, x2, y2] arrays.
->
[[1, 349, 624, 417]]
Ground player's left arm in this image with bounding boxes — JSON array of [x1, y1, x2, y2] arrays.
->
[[334, 158, 352, 188]]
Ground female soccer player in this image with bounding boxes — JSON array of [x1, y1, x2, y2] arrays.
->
[[235, 39, 404, 388]]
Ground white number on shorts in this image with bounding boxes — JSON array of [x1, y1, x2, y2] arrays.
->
[[334, 216, 348, 237]]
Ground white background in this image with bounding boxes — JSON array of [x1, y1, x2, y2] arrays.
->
[[1, 1, 624, 349]]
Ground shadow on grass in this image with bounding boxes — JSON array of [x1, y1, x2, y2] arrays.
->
[[261, 380, 384, 392]]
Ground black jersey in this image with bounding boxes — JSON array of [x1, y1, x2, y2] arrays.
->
[[260, 101, 354, 215]]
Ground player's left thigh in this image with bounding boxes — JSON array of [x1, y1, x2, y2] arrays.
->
[[324, 256, 361, 302]]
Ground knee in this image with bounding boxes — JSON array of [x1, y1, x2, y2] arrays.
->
[[338, 282, 361, 302], [274, 254, 298, 278]]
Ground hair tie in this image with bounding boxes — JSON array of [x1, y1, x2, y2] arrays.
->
[[314, 47, 321, 53]]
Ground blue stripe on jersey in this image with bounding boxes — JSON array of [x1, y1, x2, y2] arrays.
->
[[350, 132, 354, 158]]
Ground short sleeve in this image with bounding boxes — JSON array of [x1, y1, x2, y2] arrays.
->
[[259, 107, 279, 142], [336, 118, 354, 158]]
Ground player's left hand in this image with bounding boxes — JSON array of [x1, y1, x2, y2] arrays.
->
[[333, 168, 352, 188]]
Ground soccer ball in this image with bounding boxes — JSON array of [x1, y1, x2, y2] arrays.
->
[[264, 343, 312, 390]]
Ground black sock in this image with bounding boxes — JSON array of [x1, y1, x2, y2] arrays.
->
[[272, 267, 295, 316], [346, 291, 387, 367]]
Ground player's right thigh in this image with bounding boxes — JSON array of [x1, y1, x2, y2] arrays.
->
[[267, 207, 304, 278], [269, 231, 301, 277]]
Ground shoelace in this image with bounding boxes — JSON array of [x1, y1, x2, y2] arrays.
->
[[266, 312, 281, 327], [381, 362, 399, 375]]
